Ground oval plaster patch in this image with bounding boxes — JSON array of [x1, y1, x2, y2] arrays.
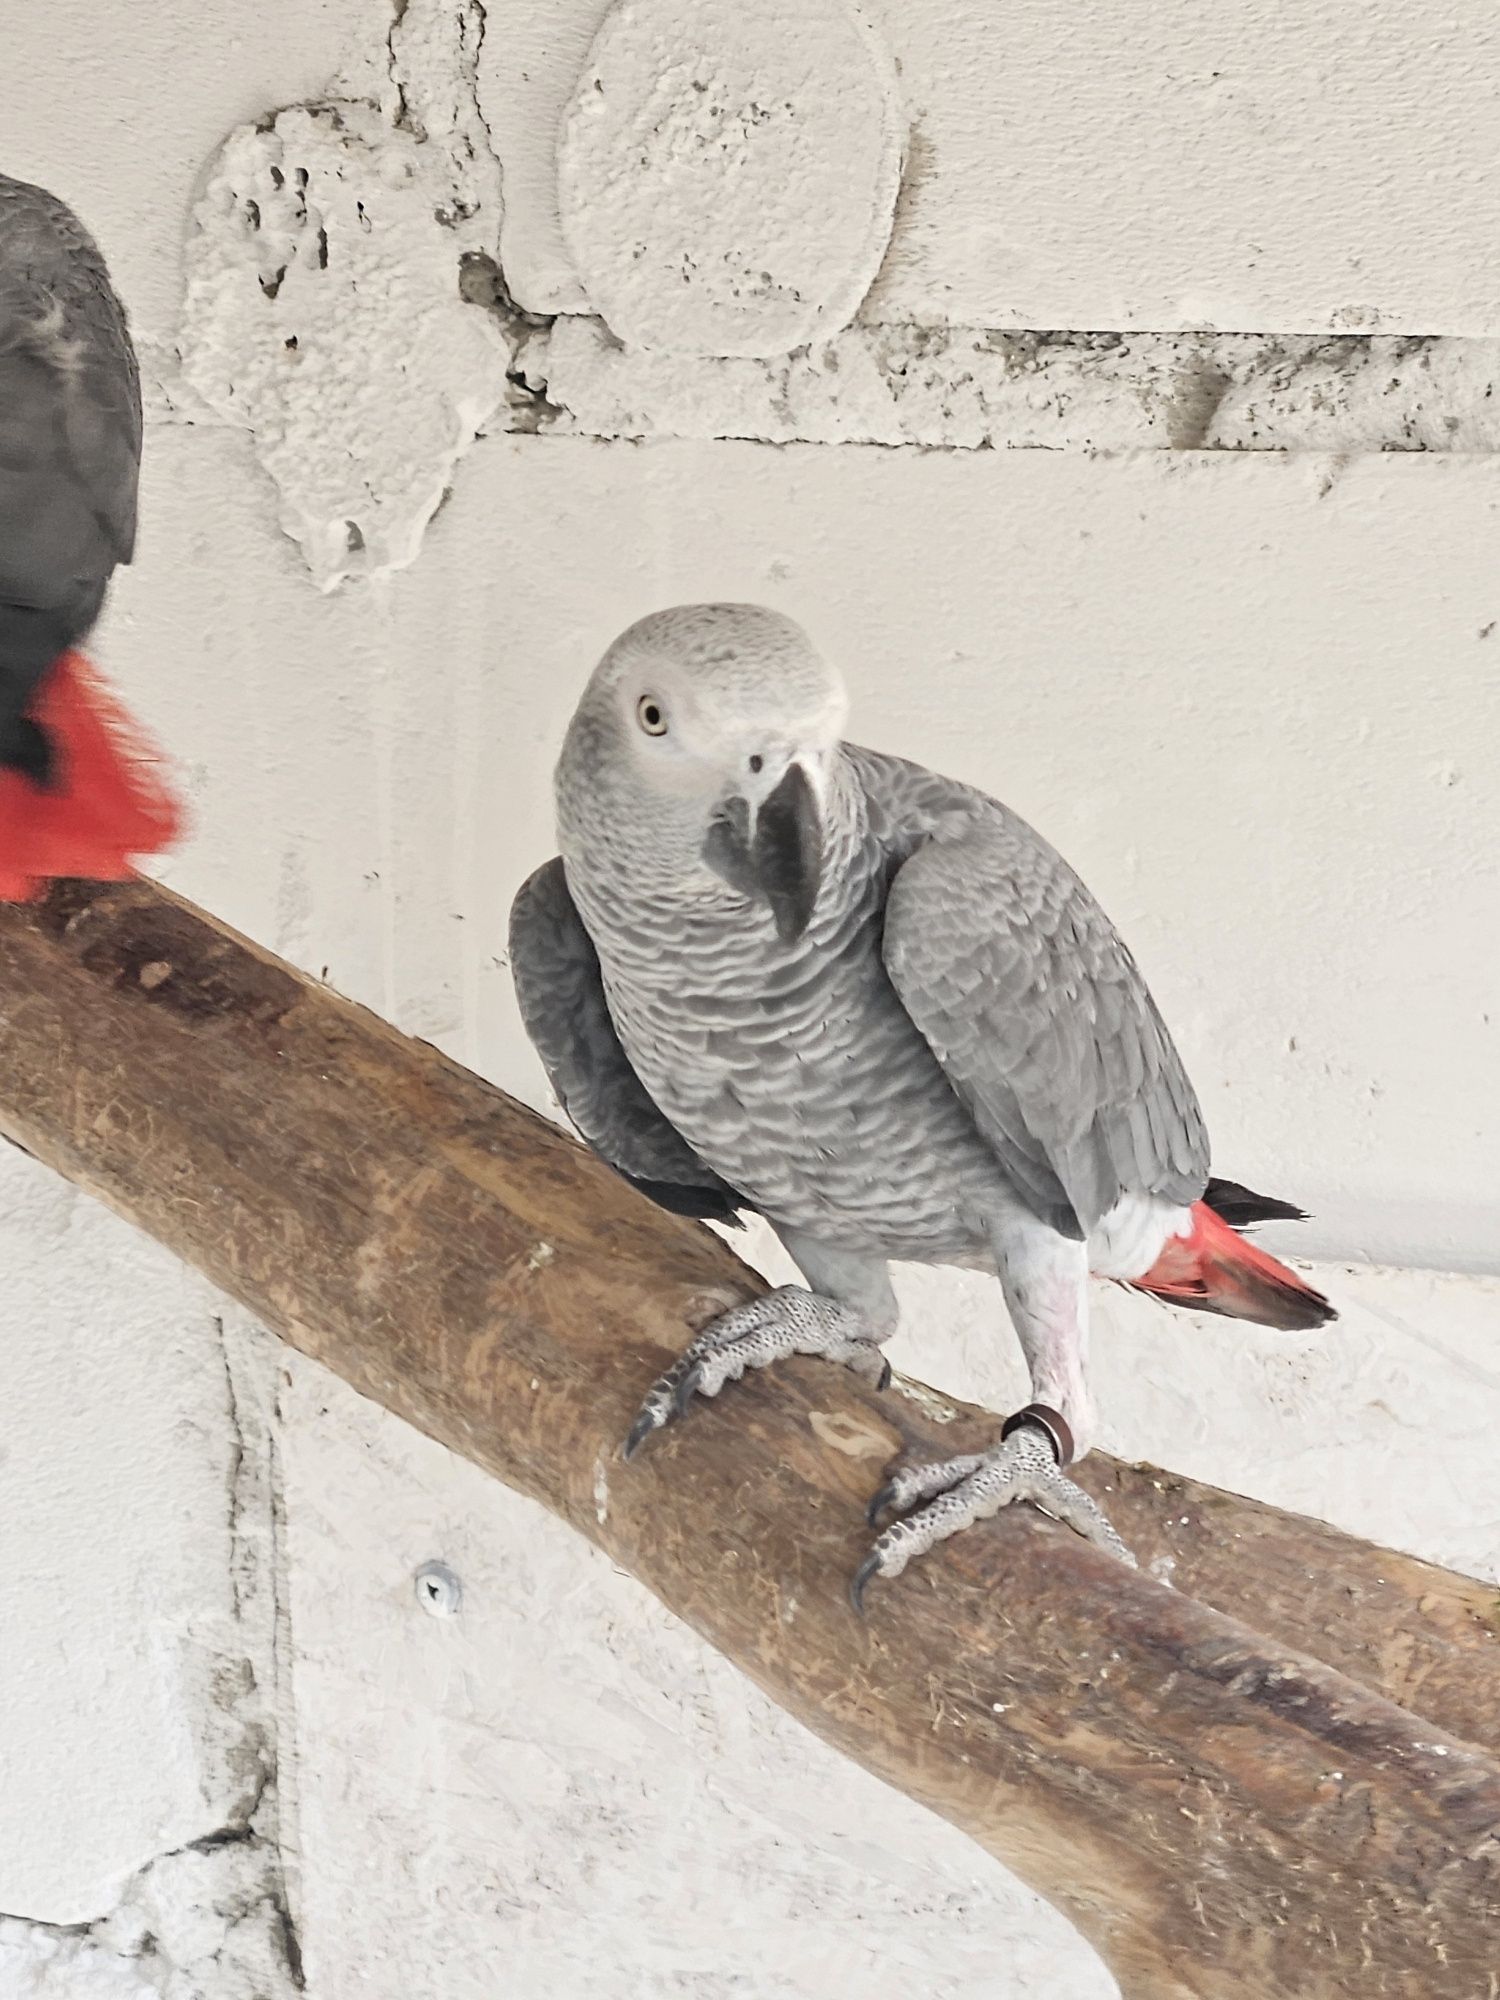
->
[[557, 0, 904, 359]]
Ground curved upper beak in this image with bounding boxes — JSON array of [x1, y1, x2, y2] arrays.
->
[[702, 758, 825, 943], [751, 759, 824, 943]]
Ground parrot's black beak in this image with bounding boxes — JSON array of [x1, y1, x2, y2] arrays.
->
[[750, 760, 823, 943], [702, 760, 825, 943]]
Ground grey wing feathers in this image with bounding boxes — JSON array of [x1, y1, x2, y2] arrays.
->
[[509, 859, 747, 1226], [0, 176, 141, 636], [875, 772, 1209, 1239]]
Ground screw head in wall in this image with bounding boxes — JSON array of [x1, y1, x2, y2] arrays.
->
[[414, 1560, 463, 1617]]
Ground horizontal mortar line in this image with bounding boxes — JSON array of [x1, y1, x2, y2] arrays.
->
[[509, 313, 1500, 455], [518, 307, 1500, 344]]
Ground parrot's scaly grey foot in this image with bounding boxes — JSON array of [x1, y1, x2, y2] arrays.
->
[[866, 1453, 989, 1527], [852, 1424, 1135, 1612], [623, 1286, 890, 1459]]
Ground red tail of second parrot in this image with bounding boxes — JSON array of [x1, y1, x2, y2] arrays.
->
[[0, 652, 181, 901], [1132, 1197, 1335, 1331]]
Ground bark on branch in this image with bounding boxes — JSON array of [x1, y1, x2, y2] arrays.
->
[[0, 879, 1496, 1999]]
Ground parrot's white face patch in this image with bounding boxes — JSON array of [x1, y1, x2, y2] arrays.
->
[[595, 601, 849, 805], [555, 602, 847, 940]]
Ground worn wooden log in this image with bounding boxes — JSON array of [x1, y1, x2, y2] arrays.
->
[[0, 878, 1497, 1999]]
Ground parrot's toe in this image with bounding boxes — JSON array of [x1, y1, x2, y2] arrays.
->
[[671, 1361, 707, 1419], [621, 1286, 891, 1457], [622, 1399, 671, 1461], [865, 1452, 988, 1527], [849, 1552, 883, 1617], [851, 1426, 1135, 1607]]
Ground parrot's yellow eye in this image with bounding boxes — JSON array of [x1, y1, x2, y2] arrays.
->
[[636, 696, 668, 737]]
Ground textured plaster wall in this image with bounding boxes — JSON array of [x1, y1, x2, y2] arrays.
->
[[3, 1, 1499, 1996], [488, 0, 1500, 334]]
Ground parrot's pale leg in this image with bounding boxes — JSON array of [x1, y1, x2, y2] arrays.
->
[[994, 1222, 1097, 1455], [624, 1238, 897, 1458], [856, 1226, 1133, 1607]]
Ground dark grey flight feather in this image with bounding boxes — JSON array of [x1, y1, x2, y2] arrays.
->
[[509, 858, 749, 1227], [0, 173, 141, 775]]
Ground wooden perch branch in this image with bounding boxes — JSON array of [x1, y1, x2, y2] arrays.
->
[[1, 879, 1497, 1999]]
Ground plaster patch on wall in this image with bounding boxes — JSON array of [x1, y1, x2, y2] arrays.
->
[[177, 0, 513, 587], [515, 318, 1500, 453], [556, 0, 903, 357]]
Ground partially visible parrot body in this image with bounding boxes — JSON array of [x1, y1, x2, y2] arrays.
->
[[511, 604, 1333, 1598], [0, 173, 179, 899]]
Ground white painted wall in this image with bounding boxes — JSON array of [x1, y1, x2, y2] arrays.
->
[[3, 2, 1499, 1995]]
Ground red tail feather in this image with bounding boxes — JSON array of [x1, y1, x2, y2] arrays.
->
[[1133, 1199, 1334, 1331], [0, 652, 181, 901]]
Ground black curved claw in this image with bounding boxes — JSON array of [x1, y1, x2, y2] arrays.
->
[[671, 1361, 705, 1419], [622, 1407, 663, 1461], [865, 1481, 899, 1528], [876, 1357, 892, 1391], [849, 1552, 883, 1617]]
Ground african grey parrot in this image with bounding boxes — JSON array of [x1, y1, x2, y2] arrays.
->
[[0, 172, 177, 898], [510, 604, 1332, 1601]]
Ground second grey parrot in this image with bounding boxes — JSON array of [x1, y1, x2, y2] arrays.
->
[[0, 172, 177, 897], [510, 605, 1332, 1599]]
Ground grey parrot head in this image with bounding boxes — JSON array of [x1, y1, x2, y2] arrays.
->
[[556, 604, 848, 943]]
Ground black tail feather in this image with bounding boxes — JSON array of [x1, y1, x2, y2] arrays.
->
[[0, 714, 56, 787], [1204, 1176, 1309, 1230], [618, 1170, 749, 1229]]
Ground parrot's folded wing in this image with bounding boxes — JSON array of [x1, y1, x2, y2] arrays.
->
[[880, 808, 1209, 1240], [0, 183, 141, 566], [508, 858, 749, 1226]]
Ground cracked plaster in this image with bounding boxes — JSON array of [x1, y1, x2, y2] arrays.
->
[[0, 1150, 299, 1997]]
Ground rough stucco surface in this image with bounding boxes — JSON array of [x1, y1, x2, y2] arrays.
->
[[177, 1, 512, 586], [4, 0, 1500, 1994], [555, 0, 903, 358], [519, 321, 1500, 454]]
